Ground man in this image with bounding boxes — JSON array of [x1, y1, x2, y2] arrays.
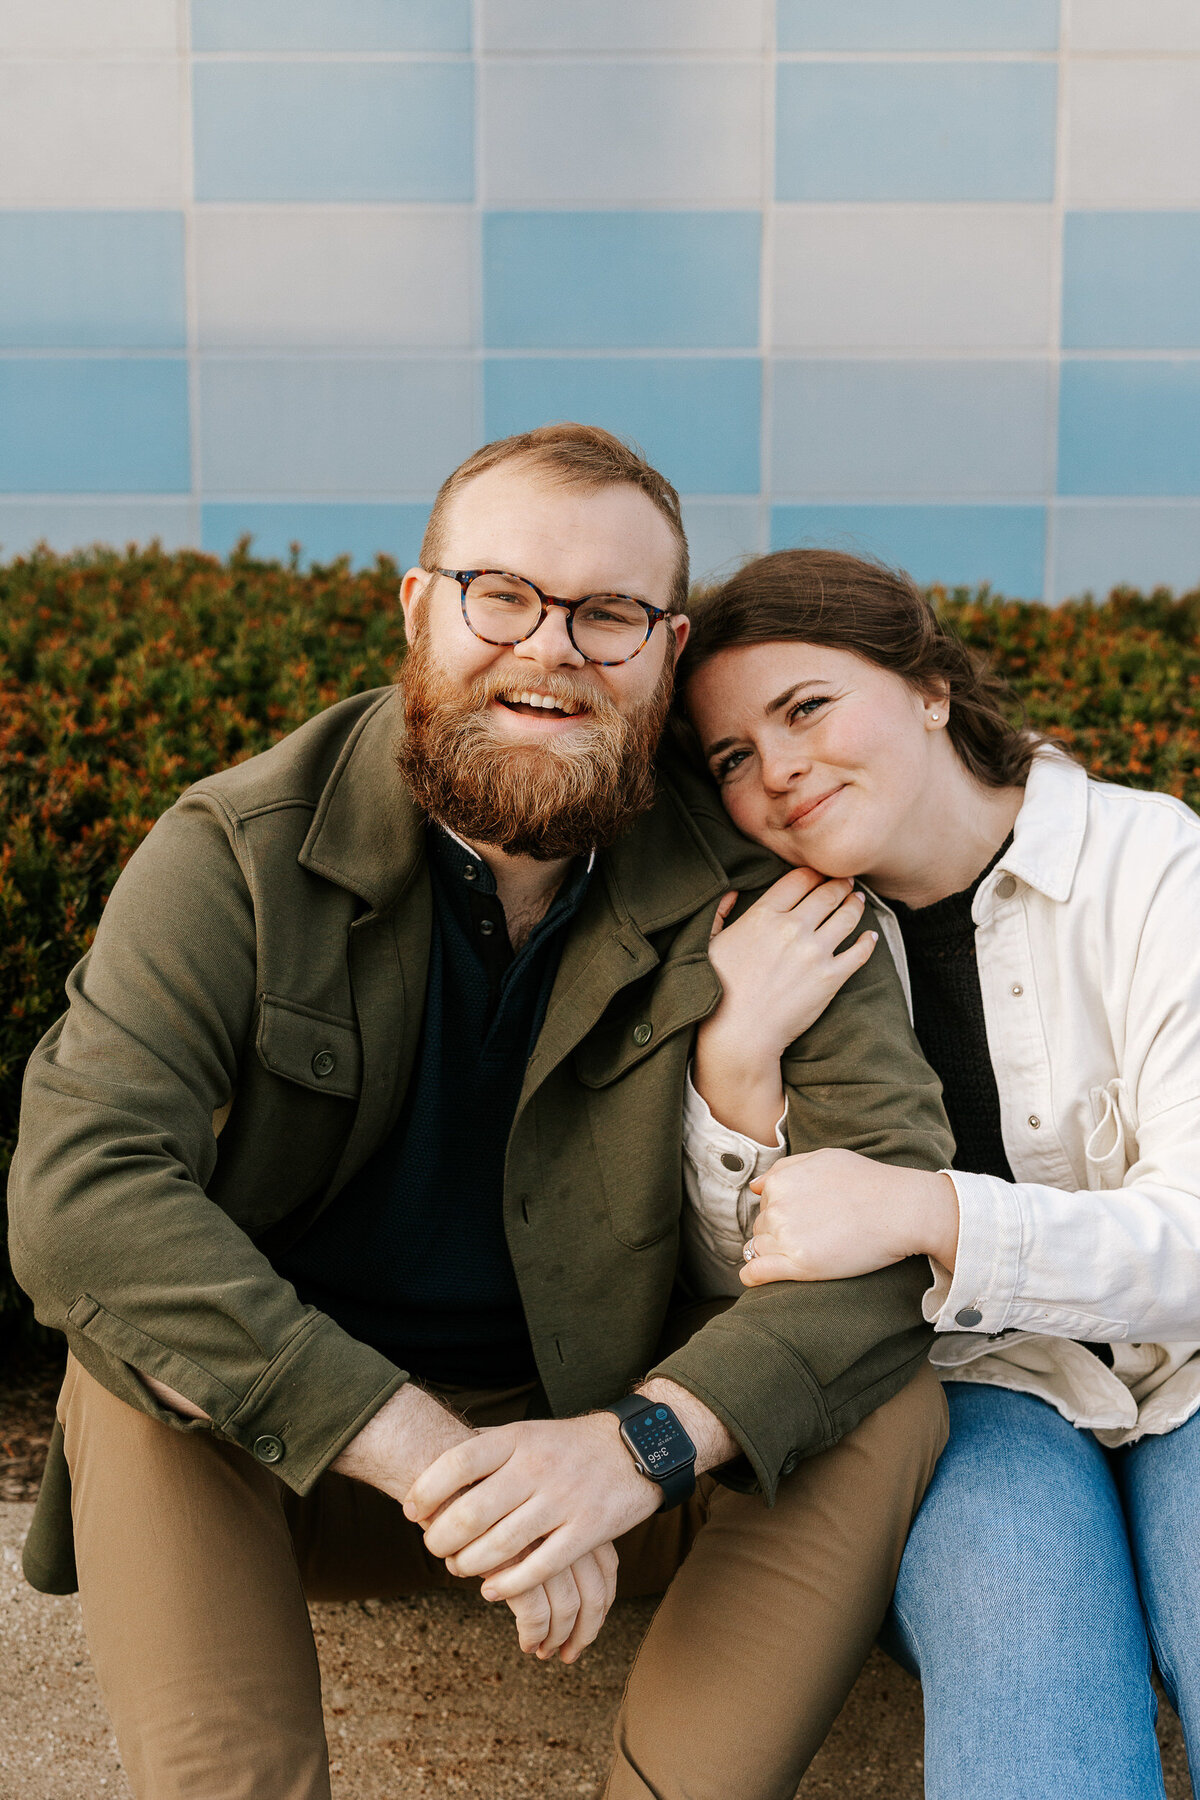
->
[[10, 425, 951, 1800]]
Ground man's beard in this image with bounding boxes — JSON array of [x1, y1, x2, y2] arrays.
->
[[394, 628, 674, 861]]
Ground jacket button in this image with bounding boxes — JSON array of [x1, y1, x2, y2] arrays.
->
[[995, 876, 1017, 900], [632, 1022, 653, 1046], [1028, 1114, 1041, 1129], [311, 1050, 336, 1078], [1011, 983, 1023, 997], [479, 918, 496, 937], [782, 1452, 799, 1475], [720, 1152, 744, 1172], [955, 1307, 983, 1328], [253, 1434, 285, 1464]]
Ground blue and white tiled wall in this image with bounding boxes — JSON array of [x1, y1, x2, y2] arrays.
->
[[1, 0, 1199, 599]]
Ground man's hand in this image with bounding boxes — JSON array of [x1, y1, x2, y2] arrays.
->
[[332, 1383, 603, 1660], [402, 1380, 736, 1606], [740, 1148, 960, 1285]]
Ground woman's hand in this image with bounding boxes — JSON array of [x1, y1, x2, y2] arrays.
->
[[693, 869, 877, 1141], [739, 1148, 961, 1284]]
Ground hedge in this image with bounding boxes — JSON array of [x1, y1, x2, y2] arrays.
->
[[1, 543, 1198, 1337]]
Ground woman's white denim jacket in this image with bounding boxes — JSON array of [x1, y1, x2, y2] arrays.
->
[[683, 750, 1200, 1445]]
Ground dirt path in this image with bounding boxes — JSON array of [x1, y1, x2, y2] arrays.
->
[[2, 1501, 1193, 1799]]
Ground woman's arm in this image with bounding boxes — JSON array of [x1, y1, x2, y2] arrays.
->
[[693, 868, 877, 1142]]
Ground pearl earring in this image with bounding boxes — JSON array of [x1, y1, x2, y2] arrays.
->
[[931, 711, 940, 721]]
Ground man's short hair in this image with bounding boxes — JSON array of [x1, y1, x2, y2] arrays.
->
[[419, 422, 690, 613]]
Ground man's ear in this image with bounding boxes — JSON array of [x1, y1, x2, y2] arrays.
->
[[400, 567, 431, 639], [668, 612, 691, 657]]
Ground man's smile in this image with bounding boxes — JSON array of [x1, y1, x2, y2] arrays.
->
[[491, 688, 590, 730]]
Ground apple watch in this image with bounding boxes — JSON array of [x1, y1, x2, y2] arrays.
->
[[602, 1393, 697, 1510]]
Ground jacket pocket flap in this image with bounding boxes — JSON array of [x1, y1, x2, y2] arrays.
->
[[256, 995, 362, 1099], [575, 957, 720, 1089]]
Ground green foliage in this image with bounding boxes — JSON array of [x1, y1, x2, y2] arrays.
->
[[1, 547, 1197, 1336]]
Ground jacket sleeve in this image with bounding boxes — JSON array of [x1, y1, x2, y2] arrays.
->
[[652, 884, 956, 1500], [927, 833, 1200, 1344], [7, 795, 405, 1495]]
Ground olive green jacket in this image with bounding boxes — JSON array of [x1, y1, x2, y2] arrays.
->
[[10, 688, 952, 1594]]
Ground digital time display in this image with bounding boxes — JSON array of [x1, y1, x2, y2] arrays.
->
[[626, 1406, 695, 1475]]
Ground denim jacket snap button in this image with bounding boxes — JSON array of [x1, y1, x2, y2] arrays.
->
[[955, 1307, 983, 1328]]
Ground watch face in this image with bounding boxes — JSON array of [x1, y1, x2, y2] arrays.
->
[[623, 1406, 696, 1478]]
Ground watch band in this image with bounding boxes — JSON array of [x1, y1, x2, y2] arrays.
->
[[602, 1393, 697, 1510]]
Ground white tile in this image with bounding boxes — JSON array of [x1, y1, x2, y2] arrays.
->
[[0, 0, 179, 54], [481, 0, 768, 53], [1066, 60, 1200, 206], [1071, 0, 1200, 52], [195, 209, 475, 349], [772, 206, 1055, 350], [681, 500, 763, 585], [0, 499, 196, 556], [482, 61, 763, 205], [1051, 502, 1200, 601], [198, 358, 477, 495], [0, 61, 182, 205]]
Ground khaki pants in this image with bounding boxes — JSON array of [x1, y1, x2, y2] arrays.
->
[[58, 1353, 946, 1800]]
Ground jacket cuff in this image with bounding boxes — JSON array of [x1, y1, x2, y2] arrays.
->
[[926, 1169, 1023, 1335], [683, 1064, 787, 1173], [220, 1312, 407, 1494], [650, 1312, 831, 1504]]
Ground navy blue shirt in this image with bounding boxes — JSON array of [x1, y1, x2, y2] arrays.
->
[[278, 825, 591, 1386]]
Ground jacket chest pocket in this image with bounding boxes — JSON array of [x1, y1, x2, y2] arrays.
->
[[255, 994, 363, 1100], [572, 957, 719, 1250]]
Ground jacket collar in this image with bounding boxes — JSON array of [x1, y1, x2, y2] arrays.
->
[[995, 748, 1089, 905], [299, 690, 426, 914], [299, 687, 728, 931]]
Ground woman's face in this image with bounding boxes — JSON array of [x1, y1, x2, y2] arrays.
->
[[684, 640, 940, 879]]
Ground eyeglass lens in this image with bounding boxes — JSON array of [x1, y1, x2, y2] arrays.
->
[[463, 572, 650, 662]]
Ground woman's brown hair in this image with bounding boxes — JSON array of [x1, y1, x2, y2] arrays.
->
[[680, 547, 1043, 789]]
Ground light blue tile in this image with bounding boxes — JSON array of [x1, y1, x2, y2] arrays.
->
[[199, 358, 476, 494], [772, 360, 1052, 498], [0, 212, 185, 349], [776, 63, 1058, 201], [770, 503, 1046, 596], [484, 357, 761, 494], [0, 360, 190, 493], [483, 212, 761, 349], [192, 0, 471, 51], [682, 501, 764, 584], [193, 63, 473, 202], [1063, 213, 1200, 349], [1058, 361, 1200, 495], [0, 500, 196, 557], [777, 0, 1058, 51], [1051, 502, 1200, 600], [202, 502, 430, 567]]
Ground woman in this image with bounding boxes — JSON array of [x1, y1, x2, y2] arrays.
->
[[677, 548, 1200, 1798]]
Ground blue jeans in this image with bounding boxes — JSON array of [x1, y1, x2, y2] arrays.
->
[[884, 1381, 1200, 1799]]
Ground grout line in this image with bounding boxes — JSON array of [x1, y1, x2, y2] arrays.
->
[[9, 346, 1200, 362], [1042, 0, 1072, 602], [757, 0, 776, 556], [179, 0, 202, 546], [4, 492, 1196, 510], [472, 0, 485, 446]]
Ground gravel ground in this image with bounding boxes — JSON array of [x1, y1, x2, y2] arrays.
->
[[1, 1500, 1193, 1799]]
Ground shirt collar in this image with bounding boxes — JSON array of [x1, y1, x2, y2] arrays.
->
[[993, 748, 1089, 905]]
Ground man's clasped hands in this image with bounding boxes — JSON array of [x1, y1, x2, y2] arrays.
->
[[333, 1372, 729, 1665]]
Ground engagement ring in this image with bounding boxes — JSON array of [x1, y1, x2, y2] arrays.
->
[[743, 1240, 757, 1262]]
